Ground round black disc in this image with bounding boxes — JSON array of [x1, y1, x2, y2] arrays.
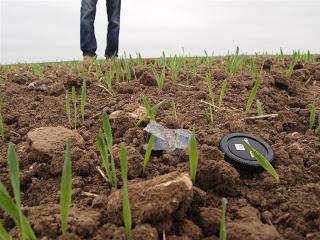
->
[[219, 133, 274, 167]]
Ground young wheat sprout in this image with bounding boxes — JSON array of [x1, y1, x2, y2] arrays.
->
[[309, 96, 317, 129], [245, 78, 261, 114], [120, 143, 132, 239], [80, 80, 87, 123], [71, 86, 77, 129], [219, 198, 228, 240], [142, 134, 154, 177], [0, 143, 36, 240], [102, 112, 117, 187], [60, 142, 72, 235], [65, 90, 72, 129], [218, 79, 228, 113], [189, 130, 198, 185], [244, 142, 280, 183]]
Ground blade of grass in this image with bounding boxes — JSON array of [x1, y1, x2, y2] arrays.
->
[[71, 86, 77, 129], [218, 79, 228, 113], [102, 112, 117, 187], [188, 130, 198, 185], [256, 99, 265, 116], [119, 143, 132, 240], [80, 80, 87, 123], [219, 198, 228, 240], [96, 132, 112, 186], [142, 134, 154, 177], [245, 78, 260, 114], [7, 143, 25, 240], [65, 90, 71, 129], [309, 96, 317, 129], [60, 142, 72, 235], [171, 100, 178, 119], [0, 223, 11, 240], [244, 142, 280, 183]]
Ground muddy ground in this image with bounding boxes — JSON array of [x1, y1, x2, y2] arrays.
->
[[0, 56, 320, 240]]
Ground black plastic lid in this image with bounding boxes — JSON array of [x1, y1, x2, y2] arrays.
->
[[219, 133, 274, 167]]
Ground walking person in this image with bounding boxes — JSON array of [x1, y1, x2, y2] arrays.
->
[[80, 0, 121, 64]]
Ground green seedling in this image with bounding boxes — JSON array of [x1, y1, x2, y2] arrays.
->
[[188, 130, 198, 185], [114, 60, 122, 82], [102, 112, 117, 187], [71, 86, 77, 129], [256, 100, 265, 116], [171, 100, 178, 119], [170, 56, 183, 82], [219, 198, 228, 240], [30, 64, 45, 80], [136, 96, 166, 126], [80, 80, 87, 123], [218, 79, 228, 113], [0, 143, 36, 240], [65, 90, 72, 129], [119, 143, 132, 240], [205, 106, 214, 124], [103, 68, 116, 96], [244, 142, 280, 183], [0, 223, 11, 240], [207, 73, 215, 107], [94, 61, 103, 80], [60, 142, 72, 235], [226, 46, 242, 76], [286, 64, 295, 78], [151, 64, 166, 90], [309, 96, 317, 129], [142, 134, 154, 177], [96, 132, 114, 187], [245, 78, 261, 114]]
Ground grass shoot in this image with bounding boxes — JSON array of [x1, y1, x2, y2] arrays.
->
[[65, 90, 72, 129], [171, 100, 178, 119], [0, 110, 4, 140], [136, 96, 166, 126], [60, 142, 72, 235], [0, 223, 11, 240], [0, 143, 36, 240], [286, 64, 295, 78], [218, 79, 228, 113], [188, 129, 198, 185], [80, 80, 87, 123], [142, 134, 154, 177], [119, 143, 132, 240], [151, 64, 166, 90], [219, 198, 228, 240], [244, 142, 280, 183], [256, 99, 265, 116], [103, 68, 116, 96], [102, 112, 117, 187], [309, 96, 317, 129], [71, 86, 77, 129], [245, 77, 261, 114]]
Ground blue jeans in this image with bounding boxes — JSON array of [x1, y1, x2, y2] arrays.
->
[[80, 0, 121, 58]]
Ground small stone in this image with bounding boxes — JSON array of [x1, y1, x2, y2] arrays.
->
[[27, 126, 85, 158], [197, 160, 240, 196], [313, 70, 320, 81], [28, 79, 53, 91], [106, 172, 193, 226], [274, 75, 289, 90]]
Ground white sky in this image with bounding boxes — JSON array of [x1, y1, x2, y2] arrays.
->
[[1, 0, 320, 64]]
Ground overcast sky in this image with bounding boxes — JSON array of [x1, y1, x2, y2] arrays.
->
[[1, 0, 320, 64]]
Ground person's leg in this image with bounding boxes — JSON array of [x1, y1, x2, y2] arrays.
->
[[80, 0, 98, 57], [105, 0, 121, 58]]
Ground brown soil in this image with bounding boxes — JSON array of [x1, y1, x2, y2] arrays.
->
[[0, 57, 320, 240]]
